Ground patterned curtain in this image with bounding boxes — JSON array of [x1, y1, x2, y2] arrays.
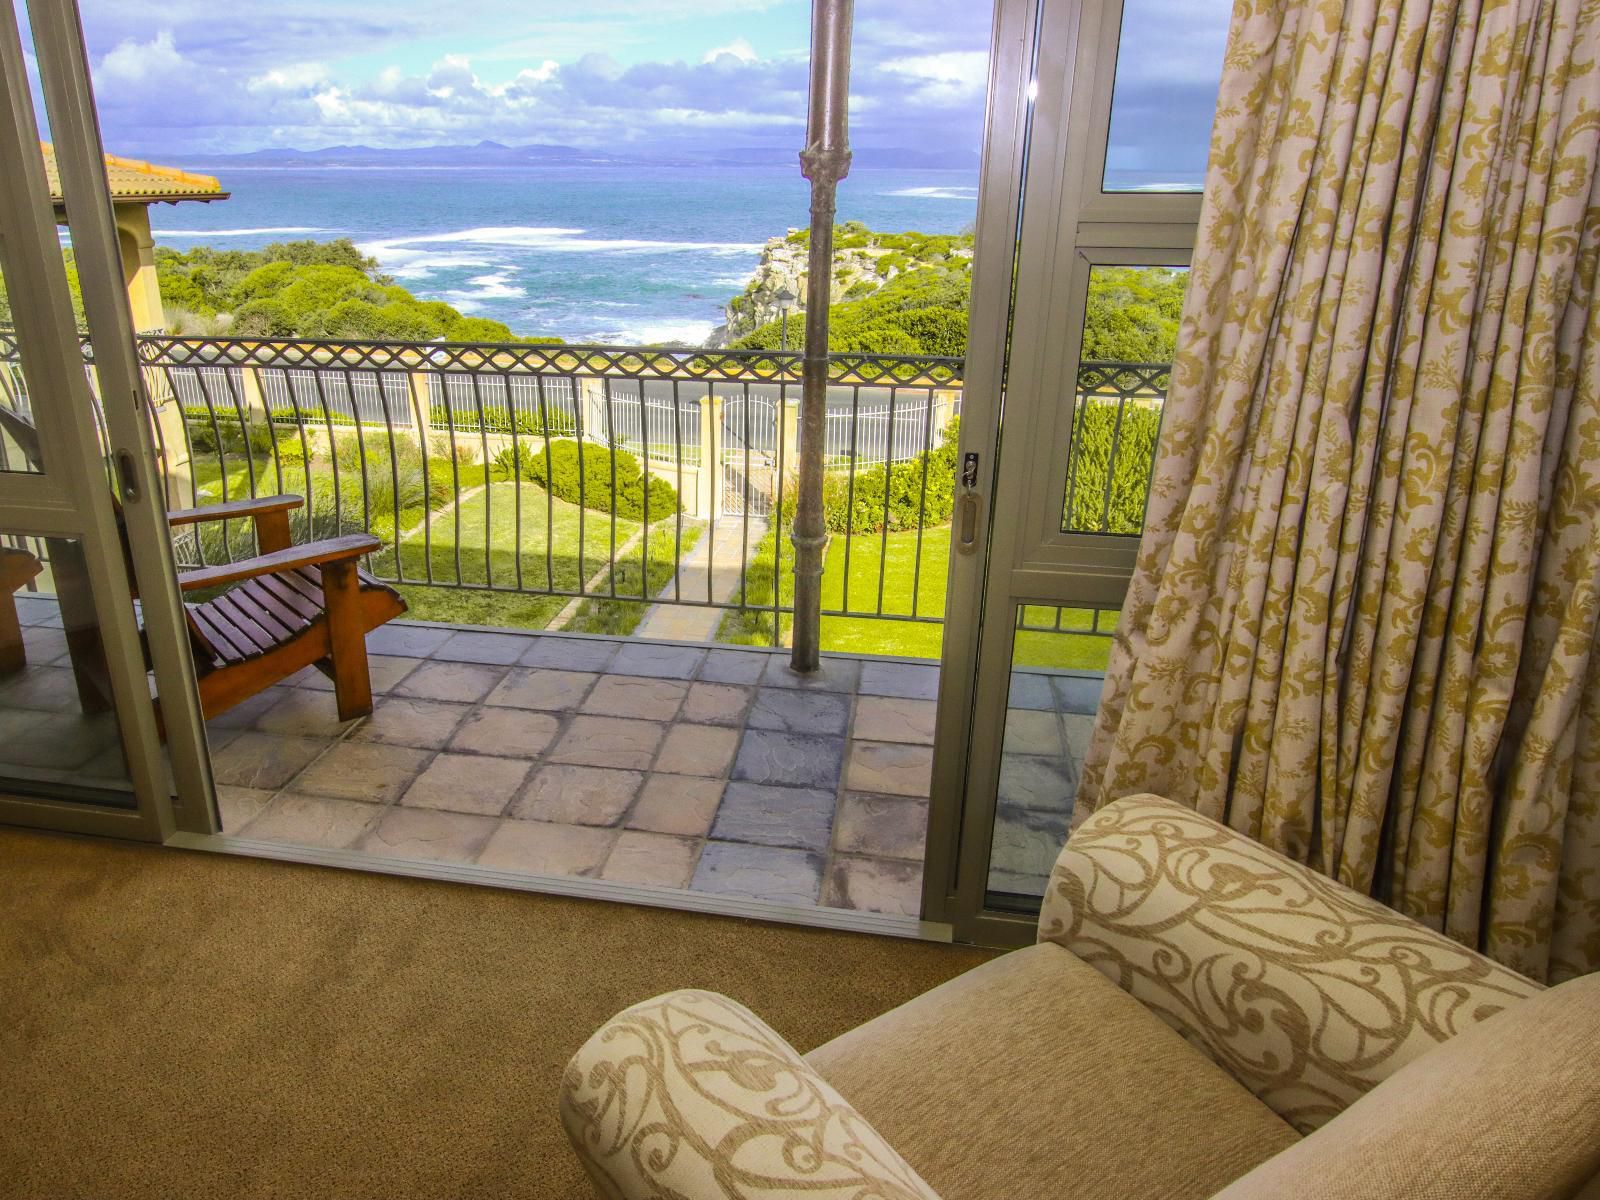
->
[[1077, 0, 1600, 983]]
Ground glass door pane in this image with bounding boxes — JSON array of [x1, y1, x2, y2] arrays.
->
[[1102, 0, 1232, 192], [0, 0, 211, 836]]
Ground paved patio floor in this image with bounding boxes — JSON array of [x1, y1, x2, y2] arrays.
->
[[208, 623, 943, 915], [0, 592, 1102, 916]]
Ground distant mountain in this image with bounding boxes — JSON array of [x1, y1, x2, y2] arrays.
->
[[188, 140, 593, 168], [180, 140, 981, 172]]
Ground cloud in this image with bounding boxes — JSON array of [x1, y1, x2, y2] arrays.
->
[[28, 0, 1233, 197], [702, 37, 758, 65]]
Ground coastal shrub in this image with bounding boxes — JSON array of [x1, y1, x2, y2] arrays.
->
[[182, 406, 276, 457], [779, 418, 961, 535], [1062, 401, 1162, 534], [502, 440, 679, 520]]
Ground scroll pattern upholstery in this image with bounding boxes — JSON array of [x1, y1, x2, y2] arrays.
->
[[1040, 795, 1543, 1133], [560, 989, 942, 1200]]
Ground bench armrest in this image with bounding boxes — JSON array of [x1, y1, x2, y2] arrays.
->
[[167, 494, 305, 526], [176, 533, 380, 592], [1039, 794, 1540, 1132], [561, 990, 942, 1200]]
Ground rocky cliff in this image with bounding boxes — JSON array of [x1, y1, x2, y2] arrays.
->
[[709, 223, 974, 348]]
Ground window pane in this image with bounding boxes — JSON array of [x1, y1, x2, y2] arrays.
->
[[0, 530, 138, 805], [1062, 265, 1185, 534], [984, 605, 1113, 909], [1102, 0, 1232, 193]]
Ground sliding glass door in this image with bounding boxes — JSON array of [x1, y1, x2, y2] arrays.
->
[[926, 0, 1230, 941], [0, 0, 212, 836]]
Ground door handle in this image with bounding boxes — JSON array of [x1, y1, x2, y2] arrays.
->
[[957, 491, 982, 554], [113, 449, 141, 503]]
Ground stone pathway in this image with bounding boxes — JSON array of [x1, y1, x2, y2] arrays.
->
[[634, 517, 768, 642]]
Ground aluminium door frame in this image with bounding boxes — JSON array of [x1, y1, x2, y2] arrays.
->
[[0, 0, 214, 837], [925, 0, 1207, 944]]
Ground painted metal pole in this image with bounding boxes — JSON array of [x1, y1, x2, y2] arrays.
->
[[790, 0, 853, 673]]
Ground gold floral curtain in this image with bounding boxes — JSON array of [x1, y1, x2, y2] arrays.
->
[[1078, 0, 1600, 983]]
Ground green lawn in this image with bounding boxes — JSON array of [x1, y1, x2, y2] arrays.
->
[[717, 526, 1116, 669], [376, 481, 702, 635]]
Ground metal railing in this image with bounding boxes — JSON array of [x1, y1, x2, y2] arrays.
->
[[0, 329, 1166, 646]]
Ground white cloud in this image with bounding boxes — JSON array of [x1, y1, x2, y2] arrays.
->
[[97, 30, 185, 85], [878, 50, 988, 101], [702, 37, 758, 64]]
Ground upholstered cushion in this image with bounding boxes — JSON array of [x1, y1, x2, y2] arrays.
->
[[1040, 795, 1541, 1131], [1213, 974, 1600, 1200], [561, 990, 941, 1200], [804, 943, 1299, 1200]]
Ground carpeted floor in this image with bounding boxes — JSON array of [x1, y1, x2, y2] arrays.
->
[[0, 827, 996, 1199]]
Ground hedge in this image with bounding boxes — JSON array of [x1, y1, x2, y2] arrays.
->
[[1062, 400, 1162, 534], [495, 439, 680, 521], [780, 418, 961, 535]]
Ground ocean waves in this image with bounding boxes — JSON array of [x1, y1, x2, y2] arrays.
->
[[363, 226, 764, 257], [157, 226, 326, 236], [883, 186, 979, 201]]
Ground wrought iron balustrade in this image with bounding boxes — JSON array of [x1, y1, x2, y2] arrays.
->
[[0, 328, 1166, 647]]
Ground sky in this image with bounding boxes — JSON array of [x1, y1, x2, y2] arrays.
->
[[19, 0, 1228, 179]]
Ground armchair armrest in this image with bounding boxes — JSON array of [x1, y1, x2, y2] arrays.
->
[[561, 990, 942, 1200], [176, 533, 380, 592], [1039, 794, 1541, 1133], [167, 494, 306, 526]]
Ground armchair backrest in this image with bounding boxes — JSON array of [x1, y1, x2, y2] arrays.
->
[[1039, 795, 1540, 1132], [1210, 973, 1600, 1199]]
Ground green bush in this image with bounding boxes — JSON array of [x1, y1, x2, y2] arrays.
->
[[183, 406, 276, 457], [501, 439, 679, 521], [779, 418, 961, 535], [1061, 401, 1162, 533]]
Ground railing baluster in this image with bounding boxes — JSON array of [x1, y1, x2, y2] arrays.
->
[[604, 379, 618, 599], [407, 370, 433, 586], [841, 384, 860, 617], [376, 370, 404, 581], [307, 367, 342, 542], [671, 380, 684, 603], [540, 376, 558, 593], [574, 372, 588, 590], [738, 379, 751, 609], [510, 373, 524, 593], [911, 383, 936, 619], [876, 385, 897, 616], [1100, 391, 1130, 534], [773, 382, 788, 646], [468, 369, 492, 590]]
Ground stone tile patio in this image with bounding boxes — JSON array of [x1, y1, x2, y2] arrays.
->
[[211, 625, 945, 916], [0, 589, 1097, 916]]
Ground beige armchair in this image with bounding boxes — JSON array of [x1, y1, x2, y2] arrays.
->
[[561, 795, 1600, 1200]]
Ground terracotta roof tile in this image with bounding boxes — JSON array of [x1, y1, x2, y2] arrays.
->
[[41, 143, 228, 204]]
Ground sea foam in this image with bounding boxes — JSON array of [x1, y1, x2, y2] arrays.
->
[[368, 227, 763, 256], [156, 226, 326, 236]]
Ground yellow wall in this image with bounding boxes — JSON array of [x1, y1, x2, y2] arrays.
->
[[113, 204, 164, 333]]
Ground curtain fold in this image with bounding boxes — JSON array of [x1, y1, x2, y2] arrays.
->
[[1078, 0, 1600, 982]]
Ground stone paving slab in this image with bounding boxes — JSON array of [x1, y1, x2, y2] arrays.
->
[[711, 782, 836, 853], [690, 842, 825, 907], [732, 730, 846, 791], [518, 636, 618, 672], [486, 668, 597, 712], [609, 642, 708, 680], [223, 625, 1106, 918], [858, 660, 939, 700], [746, 688, 851, 736]]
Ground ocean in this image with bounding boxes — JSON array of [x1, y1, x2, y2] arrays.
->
[[147, 164, 980, 345]]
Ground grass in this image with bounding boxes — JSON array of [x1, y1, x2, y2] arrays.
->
[[375, 481, 702, 635], [178, 443, 1112, 660], [716, 526, 1116, 668]]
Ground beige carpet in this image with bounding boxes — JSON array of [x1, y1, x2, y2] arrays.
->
[[0, 828, 996, 1199]]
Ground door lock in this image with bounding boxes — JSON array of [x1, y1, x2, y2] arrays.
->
[[113, 449, 141, 503], [957, 452, 982, 555]]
